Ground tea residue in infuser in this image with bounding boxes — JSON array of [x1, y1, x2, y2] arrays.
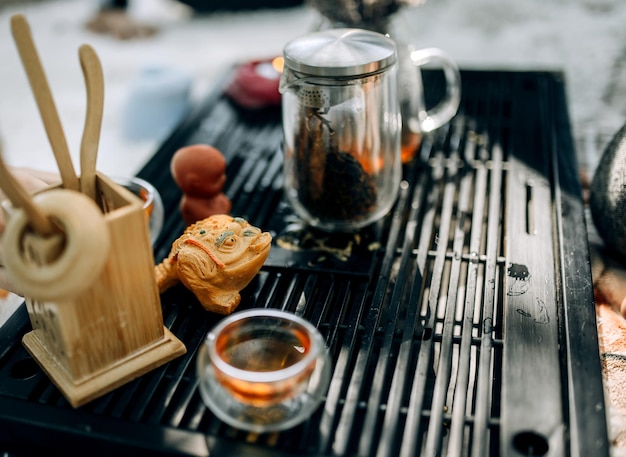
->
[[295, 103, 377, 222]]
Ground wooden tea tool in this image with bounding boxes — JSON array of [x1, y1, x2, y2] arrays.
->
[[10, 14, 79, 192], [0, 142, 53, 236], [78, 44, 103, 201], [0, 14, 186, 408]]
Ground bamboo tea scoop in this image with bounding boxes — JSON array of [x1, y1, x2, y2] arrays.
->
[[78, 44, 104, 200], [10, 14, 79, 192]]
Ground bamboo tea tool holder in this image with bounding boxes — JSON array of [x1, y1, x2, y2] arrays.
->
[[0, 15, 186, 408]]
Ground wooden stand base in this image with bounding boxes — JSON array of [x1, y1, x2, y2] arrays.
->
[[22, 327, 186, 408]]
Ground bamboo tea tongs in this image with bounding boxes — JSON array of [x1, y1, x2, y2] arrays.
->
[[11, 14, 105, 201], [10, 14, 80, 193], [0, 13, 107, 232], [78, 43, 104, 201]]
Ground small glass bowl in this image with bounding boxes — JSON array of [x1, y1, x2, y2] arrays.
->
[[197, 308, 332, 433], [112, 176, 164, 246]]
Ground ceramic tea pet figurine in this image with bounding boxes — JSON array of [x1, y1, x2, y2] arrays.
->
[[155, 214, 272, 314]]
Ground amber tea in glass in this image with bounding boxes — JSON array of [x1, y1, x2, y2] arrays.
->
[[214, 323, 315, 407], [197, 308, 332, 432]]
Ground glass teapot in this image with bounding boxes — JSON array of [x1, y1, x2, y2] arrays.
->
[[279, 28, 402, 232]]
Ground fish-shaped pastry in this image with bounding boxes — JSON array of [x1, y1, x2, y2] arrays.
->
[[155, 215, 272, 314]]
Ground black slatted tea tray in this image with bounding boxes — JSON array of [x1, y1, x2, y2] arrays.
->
[[0, 69, 610, 457]]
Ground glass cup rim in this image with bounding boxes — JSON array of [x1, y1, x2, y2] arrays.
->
[[205, 308, 325, 384], [111, 175, 156, 209]]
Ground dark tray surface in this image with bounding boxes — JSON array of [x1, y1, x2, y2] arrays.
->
[[0, 68, 609, 457]]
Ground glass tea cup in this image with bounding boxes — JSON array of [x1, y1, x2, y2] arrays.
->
[[196, 308, 332, 433], [112, 176, 164, 246]]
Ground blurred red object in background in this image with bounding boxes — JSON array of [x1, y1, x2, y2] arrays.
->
[[225, 58, 283, 109]]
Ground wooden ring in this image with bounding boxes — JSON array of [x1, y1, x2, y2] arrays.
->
[[2, 189, 110, 301]]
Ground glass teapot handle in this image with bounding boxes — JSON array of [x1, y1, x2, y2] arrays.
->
[[410, 47, 461, 133]]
